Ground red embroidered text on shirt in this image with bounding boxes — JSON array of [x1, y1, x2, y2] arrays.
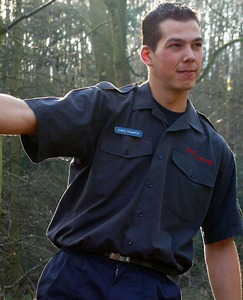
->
[[186, 147, 213, 166]]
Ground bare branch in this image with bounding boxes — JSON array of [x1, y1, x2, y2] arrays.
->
[[6, 0, 57, 31], [4, 261, 48, 290], [80, 21, 110, 42], [197, 38, 243, 83]]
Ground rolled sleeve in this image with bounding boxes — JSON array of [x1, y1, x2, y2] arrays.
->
[[20, 87, 106, 163], [201, 147, 243, 244]]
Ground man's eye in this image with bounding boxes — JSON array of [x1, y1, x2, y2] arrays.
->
[[170, 43, 181, 48], [194, 43, 202, 48]]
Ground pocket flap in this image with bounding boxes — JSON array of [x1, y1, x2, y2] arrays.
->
[[172, 148, 216, 187], [101, 132, 152, 158]]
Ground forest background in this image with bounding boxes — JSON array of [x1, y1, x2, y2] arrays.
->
[[0, 0, 242, 299]]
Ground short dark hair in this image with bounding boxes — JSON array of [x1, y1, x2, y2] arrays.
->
[[142, 2, 200, 51]]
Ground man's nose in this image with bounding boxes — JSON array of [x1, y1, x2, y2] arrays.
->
[[183, 46, 195, 62]]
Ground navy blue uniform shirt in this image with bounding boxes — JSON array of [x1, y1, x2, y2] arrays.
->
[[21, 82, 243, 276]]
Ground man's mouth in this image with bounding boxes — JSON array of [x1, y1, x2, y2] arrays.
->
[[177, 70, 196, 74]]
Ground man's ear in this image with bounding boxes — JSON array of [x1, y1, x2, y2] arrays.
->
[[140, 45, 153, 66]]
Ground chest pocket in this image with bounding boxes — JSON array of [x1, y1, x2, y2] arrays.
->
[[172, 148, 216, 187], [101, 132, 152, 158], [92, 132, 152, 196], [163, 148, 217, 223]]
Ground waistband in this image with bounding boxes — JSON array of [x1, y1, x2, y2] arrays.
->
[[64, 247, 178, 277]]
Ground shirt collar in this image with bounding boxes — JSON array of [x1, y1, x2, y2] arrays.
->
[[184, 100, 204, 134], [133, 81, 156, 110], [133, 81, 205, 135]]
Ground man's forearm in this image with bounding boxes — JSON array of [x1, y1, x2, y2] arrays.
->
[[0, 94, 37, 135], [205, 238, 242, 300]]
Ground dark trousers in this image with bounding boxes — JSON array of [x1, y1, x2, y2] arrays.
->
[[36, 248, 181, 300]]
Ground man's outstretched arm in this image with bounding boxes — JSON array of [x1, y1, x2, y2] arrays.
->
[[0, 94, 37, 135], [205, 237, 242, 300]]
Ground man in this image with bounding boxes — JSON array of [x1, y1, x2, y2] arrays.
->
[[0, 2, 242, 300]]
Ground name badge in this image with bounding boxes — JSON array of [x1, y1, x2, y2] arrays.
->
[[114, 126, 143, 138]]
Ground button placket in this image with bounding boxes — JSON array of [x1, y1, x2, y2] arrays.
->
[[122, 136, 169, 253]]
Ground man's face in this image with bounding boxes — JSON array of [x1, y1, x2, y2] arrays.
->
[[147, 19, 203, 93]]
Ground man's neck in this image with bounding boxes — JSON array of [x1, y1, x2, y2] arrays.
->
[[149, 80, 189, 113]]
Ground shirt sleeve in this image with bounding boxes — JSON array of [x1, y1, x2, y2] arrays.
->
[[20, 86, 106, 163], [201, 144, 243, 244]]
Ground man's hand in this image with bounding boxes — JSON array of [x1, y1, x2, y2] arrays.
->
[[0, 94, 37, 135], [205, 237, 242, 300]]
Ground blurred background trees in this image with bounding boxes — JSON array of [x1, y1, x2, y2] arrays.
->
[[0, 0, 242, 299]]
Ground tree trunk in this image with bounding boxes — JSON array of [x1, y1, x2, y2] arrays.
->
[[104, 0, 130, 86], [0, 136, 2, 225], [8, 0, 23, 298], [89, 0, 114, 82], [89, 0, 130, 86]]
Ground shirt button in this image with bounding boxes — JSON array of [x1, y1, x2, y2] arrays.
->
[[125, 149, 129, 155], [148, 183, 154, 188], [157, 155, 163, 160], [191, 173, 195, 179], [139, 213, 144, 217], [128, 240, 133, 245]]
